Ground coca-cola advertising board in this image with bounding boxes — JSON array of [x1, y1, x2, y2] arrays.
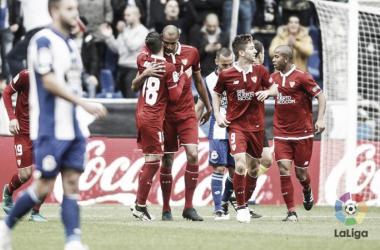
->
[[0, 136, 321, 206]]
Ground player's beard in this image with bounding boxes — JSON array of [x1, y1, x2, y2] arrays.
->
[[61, 16, 77, 33]]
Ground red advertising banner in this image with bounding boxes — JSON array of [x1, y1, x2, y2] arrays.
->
[[0, 136, 321, 206]]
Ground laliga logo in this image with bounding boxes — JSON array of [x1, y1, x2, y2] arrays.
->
[[335, 192, 367, 226]]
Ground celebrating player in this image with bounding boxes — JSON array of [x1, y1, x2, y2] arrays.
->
[[0, 0, 107, 249], [213, 34, 278, 223], [132, 31, 191, 221], [271, 45, 326, 221], [2, 70, 47, 222]]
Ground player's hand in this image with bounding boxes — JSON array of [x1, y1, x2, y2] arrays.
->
[[215, 114, 230, 128], [255, 90, 269, 102], [81, 102, 108, 120], [143, 62, 166, 78], [9, 119, 20, 134], [10, 24, 19, 33], [99, 23, 113, 38], [199, 106, 212, 125], [288, 35, 295, 46], [315, 119, 325, 135], [86, 75, 99, 86]]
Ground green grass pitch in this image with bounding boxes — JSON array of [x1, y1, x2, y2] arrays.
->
[[2, 204, 380, 250]]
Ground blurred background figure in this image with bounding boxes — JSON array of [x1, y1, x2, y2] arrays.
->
[[100, 6, 148, 98], [223, 0, 253, 36], [269, 15, 313, 71]]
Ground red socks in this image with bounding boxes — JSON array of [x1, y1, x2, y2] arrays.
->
[[280, 175, 295, 212], [184, 164, 199, 210], [299, 173, 311, 191], [137, 160, 160, 205], [160, 167, 172, 211], [244, 173, 257, 204], [233, 171, 245, 207], [8, 173, 24, 195]]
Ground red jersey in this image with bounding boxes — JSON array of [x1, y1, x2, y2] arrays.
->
[[164, 43, 201, 118], [271, 67, 322, 138], [214, 63, 274, 131], [136, 54, 181, 123], [3, 70, 30, 135]]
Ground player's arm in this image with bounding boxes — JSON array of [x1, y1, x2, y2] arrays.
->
[[131, 62, 166, 92], [168, 67, 192, 102], [256, 84, 278, 101], [314, 92, 327, 134], [212, 92, 230, 128], [2, 83, 19, 134], [193, 71, 212, 125], [41, 72, 107, 119], [195, 98, 205, 121]]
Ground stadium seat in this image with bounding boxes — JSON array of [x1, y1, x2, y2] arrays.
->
[[96, 69, 123, 98], [309, 24, 320, 46], [307, 50, 321, 80]]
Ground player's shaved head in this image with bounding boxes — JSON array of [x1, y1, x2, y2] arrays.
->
[[162, 25, 180, 37], [216, 47, 232, 59], [275, 45, 293, 60], [48, 0, 61, 10]]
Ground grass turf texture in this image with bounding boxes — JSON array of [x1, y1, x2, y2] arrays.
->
[[1, 204, 380, 250]]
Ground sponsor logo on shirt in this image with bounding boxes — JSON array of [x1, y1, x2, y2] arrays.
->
[[237, 89, 255, 101], [277, 92, 296, 104]]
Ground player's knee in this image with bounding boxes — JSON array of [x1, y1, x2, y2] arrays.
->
[[213, 166, 225, 175], [162, 155, 174, 168], [295, 171, 307, 180], [186, 151, 198, 165], [19, 171, 32, 183], [261, 157, 273, 168]]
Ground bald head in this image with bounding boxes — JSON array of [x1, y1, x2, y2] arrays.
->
[[125, 6, 141, 26], [205, 13, 219, 35], [275, 45, 293, 60], [162, 25, 180, 37]]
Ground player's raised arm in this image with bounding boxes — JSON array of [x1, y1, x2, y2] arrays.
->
[[314, 92, 327, 134], [41, 72, 107, 119], [193, 71, 212, 125], [131, 62, 166, 92]]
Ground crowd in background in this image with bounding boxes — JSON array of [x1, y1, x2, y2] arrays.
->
[[0, 0, 348, 99]]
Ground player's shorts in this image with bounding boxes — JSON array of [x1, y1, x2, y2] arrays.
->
[[228, 129, 264, 159], [33, 137, 86, 178], [137, 121, 164, 155], [263, 130, 269, 148], [274, 138, 313, 168], [14, 134, 34, 169], [209, 139, 235, 168], [163, 116, 199, 153]]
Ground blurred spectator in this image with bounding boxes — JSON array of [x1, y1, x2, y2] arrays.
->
[[153, 0, 197, 44], [6, 0, 51, 78], [269, 15, 313, 71], [252, 0, 282, 73], [79, 0, 113, 69], [192, 0, 223, 25], [190, 13, 229, 77], [100, 6, 148, 98], [223, 0, 253, 36], [279, 0, 311, 27], [72, 17, 99, 99], [111, 0, 146, 35]]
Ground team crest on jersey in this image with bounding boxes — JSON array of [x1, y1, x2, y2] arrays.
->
[[161, 145, 164, 151], [17, 159, 21, 166], [290, 81, 295, 87], [181, 59, 188, 65], [231, 144, 236, 151], [251, 76, 257, 83], [211, 150, 219, 160]]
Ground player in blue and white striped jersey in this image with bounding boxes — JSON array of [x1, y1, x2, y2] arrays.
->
[[196, 48, 234, 220], [0, 1, 107, 249]]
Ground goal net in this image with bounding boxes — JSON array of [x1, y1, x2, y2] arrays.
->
[[315, 0, 380, 206]]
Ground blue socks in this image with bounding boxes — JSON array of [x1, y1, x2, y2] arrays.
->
[[222, 175, 234, 203], [211, 173, 223, 211], [61, 194, 81, 243], [5, 186, 41, 228]]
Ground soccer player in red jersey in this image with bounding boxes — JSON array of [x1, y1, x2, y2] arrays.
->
[[2, 69, 47, 222], [271, 45, 326, 221], [132, 31, 192, 221], [213, 34, 278, 223]]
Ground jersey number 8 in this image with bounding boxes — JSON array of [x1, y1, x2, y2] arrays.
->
[[142, 77, 160, 105]]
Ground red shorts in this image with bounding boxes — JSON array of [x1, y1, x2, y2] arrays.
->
[[274, 138, 313, 168], [228, 129, 264, 159], [163, 116, 199, 153], [137, 121, 164, 155], [14, 134, 34, 169]]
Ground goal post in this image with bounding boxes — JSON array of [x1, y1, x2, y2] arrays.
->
[[314, 0, 380, 206]]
